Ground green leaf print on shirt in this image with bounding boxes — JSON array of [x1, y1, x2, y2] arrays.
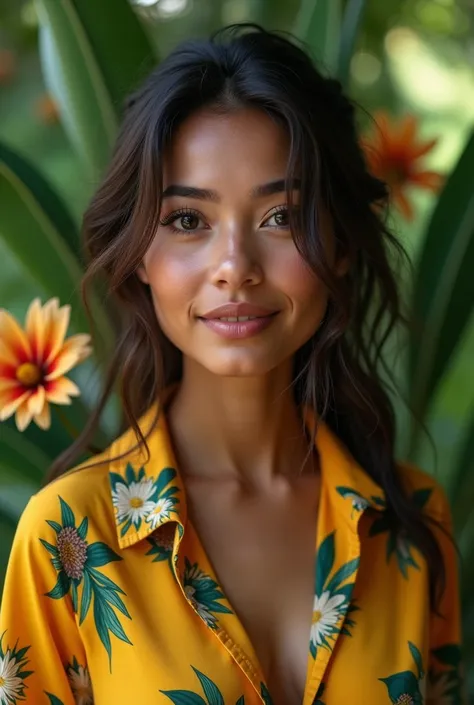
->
[[160, 666, 244, 704], [260, 683, 274, 704], [428, 643, 464, 704], [315, 683, 326, 705], [183, 558, 233, 629], [310, 531, 359, 659], [40, 496, 132, 668], [369, 488, 433, 578], [46, 695, 65, 705], [110, 464, 180, 537], [0, 634, 33, 704], [380, 641, 425, 704]]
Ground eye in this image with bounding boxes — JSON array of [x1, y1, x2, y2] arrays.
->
[[159, 207, 207, 234], [262, 206, 291, 229]]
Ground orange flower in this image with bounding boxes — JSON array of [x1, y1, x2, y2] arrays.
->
[[362, 111, 444, 220], [0, 298, 92, 432]]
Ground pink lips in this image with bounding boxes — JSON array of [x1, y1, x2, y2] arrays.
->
[[199, 302, 279, 340]]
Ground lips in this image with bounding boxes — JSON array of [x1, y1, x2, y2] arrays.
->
[[200, 302, 278, 320]]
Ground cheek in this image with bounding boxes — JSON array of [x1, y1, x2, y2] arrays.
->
[[274, 248, 328, 317], [143, 243, 200, 326]]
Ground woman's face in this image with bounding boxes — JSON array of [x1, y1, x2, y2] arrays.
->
[[138, 107, 341, 378]]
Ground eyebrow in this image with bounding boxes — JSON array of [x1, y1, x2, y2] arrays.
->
[[161, 178, 301, 202]]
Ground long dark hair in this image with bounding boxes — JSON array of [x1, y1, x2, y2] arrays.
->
[[47, 23, 444, 607]]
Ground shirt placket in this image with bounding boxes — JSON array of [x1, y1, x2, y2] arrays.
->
[[302, 492, 364, 705], [172, 518, 267, 703]]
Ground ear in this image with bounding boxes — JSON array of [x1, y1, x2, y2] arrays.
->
[[136, 263, 149, 285]]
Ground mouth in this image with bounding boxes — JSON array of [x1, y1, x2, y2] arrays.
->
[[198, 312, 279, 340]]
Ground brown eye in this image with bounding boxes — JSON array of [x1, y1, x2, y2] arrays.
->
[[180, 214, 200, 230], [263, 207, 291, 229]]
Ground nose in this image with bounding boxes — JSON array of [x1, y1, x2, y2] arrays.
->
[[209, 225, 263, 290]]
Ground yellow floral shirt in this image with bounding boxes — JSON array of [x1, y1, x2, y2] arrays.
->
[[0, 401, 464, 705]]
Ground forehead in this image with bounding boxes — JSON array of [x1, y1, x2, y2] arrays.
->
[[162, 107, 292, 188]]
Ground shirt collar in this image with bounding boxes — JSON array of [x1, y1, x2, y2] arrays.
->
[[108, 400, 385, 549]]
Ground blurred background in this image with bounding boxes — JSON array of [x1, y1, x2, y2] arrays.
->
[[0, 0, 473, 695]]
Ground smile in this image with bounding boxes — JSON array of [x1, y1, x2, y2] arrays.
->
[[199, 313, 278, 340]]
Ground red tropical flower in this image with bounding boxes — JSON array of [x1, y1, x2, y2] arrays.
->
[[0, 297, 92, 431], [362, 111, 444, 220]]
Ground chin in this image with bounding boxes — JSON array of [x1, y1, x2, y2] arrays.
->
[[199, 351, 279, 377]]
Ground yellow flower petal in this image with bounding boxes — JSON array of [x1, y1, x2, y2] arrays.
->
[[15, 399, 34, 432], [0, 386, 31, 421], [27, 384, 46, 416], [44, 335, 91, 381], [25, 298, 47, 365], [43, 299, 71, 366], [0, 309, 32, 363], [46, 375, 80, 404], [34, 401, 51, 430]]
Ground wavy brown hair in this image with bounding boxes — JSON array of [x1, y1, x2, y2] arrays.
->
[[47, 23, 445, 607]]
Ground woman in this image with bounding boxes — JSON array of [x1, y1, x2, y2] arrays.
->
[[0, 23, 463, 705]]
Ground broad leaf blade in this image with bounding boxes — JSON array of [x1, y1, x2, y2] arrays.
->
[[36, 0, 156, 177], [337, 0, 367, 87], [409, 129, 474, 449], [293, 0, 342, 74]]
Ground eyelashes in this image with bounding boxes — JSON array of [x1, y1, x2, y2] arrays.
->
[[159, 204, 293, 234]]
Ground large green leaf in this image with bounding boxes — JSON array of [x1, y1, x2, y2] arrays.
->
[[337, 0, 366, 87], [36, 0, 157, 177], [408, 129, 474, 453], [0, 140, 114, 348], [293, 0, 342, 74], [449, 411, 474, 536]]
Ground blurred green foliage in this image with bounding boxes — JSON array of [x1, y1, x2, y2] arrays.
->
[[0, 0, 473, 689]]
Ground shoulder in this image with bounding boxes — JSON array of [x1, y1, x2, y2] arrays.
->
[[396, 460, 452, 524], [15, 447, 116, 553]]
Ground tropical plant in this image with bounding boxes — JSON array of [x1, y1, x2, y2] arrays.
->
[[0, 0, 473, 686]]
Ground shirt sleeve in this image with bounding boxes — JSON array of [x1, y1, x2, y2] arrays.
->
[[427, 484, 466, 705], [0, 492, 89, 705]]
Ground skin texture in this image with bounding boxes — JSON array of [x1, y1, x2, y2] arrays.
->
[[137, 106, 347, 704]]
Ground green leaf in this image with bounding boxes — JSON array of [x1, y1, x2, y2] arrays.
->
[[293, 0, 342, 74], [337, 0, 366, 87], [100, 586, 131, 619], [409, 129, 474, 453], [160, 692, 207, 705], [79, 568, 92, 625], [450, 412, 474, 535], [412, 488, 433, 510], [46, 695, 66, 705], [408, 641, 424, 678], [93, 588, 132, 657], [325, 557, 359, 593], [431, 644, 463, 668], [0, 484, 37, 524], [88, 567, 126, 594], [36, 0, 156, 177], [0, 421, 51, 484], [155, 467, 178, 497], [45, 570, 71, 600], [46, 520, 62, 534], [59, 496, 76, 528], [191, 668, 224, 705], [39, 538, 59, 557], [86, 541, 122, 568], [0, 141, 84, 323], [77, 516, 89, 540], [315, 532, 335, 595]]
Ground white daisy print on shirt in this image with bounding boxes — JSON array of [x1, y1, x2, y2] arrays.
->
[[110, 463, 180, 537]]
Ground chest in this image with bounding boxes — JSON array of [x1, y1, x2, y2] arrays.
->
[[185, 476, 320, 705]]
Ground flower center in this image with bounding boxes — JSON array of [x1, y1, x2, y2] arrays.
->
[[57, 527, 88, 580], [312, 610, 322, 624], [16, 362, 42, 387], [130, 497, 144, 509], [0, 676, 5, 686]]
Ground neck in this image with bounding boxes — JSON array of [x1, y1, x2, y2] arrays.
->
[[167, 358, 315, 488]]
